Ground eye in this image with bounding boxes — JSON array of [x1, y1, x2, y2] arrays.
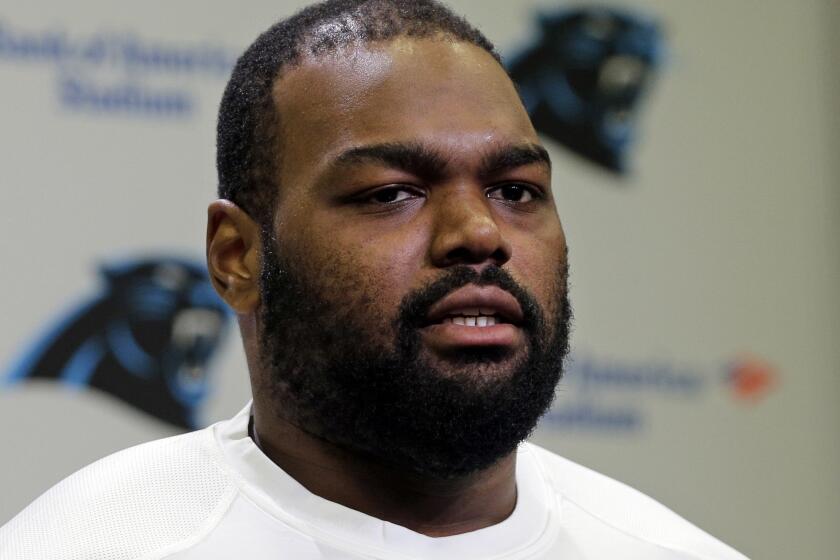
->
[[486, 183, 540, 203], [364, 186, 422, 204]]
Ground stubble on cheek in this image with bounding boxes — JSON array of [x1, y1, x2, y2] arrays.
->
[[256, 238, 405, 422], [512, 244, 570, 346], [288, 245, 405, 352]]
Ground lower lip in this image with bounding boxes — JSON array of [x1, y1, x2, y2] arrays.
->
[[419, 323, 524, 351]]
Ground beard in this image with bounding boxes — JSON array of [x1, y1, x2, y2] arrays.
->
[[257, 232, 572, 479]]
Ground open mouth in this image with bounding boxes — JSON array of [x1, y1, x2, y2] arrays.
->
[[420, 286, 526, 350], [424, 286, 524, 327]]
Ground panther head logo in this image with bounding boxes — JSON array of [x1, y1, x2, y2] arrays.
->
[[507, 7, 664, 172], [4, 257, 231, 429]]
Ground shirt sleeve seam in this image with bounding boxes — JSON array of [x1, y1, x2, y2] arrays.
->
[[559, 494, 748, 560], [138, 483, 240, 560]]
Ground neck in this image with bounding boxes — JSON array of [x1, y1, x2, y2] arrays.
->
[[251, 405, 518, 537]]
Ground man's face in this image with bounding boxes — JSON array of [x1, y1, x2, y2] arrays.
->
[[257, 38, 570, 477]]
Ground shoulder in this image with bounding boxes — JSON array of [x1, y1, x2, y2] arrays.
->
[[521, 442, 749, 560], [0, 426, 239, 560]]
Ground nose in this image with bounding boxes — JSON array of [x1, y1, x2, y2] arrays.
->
[[429, 186, 512, 268]]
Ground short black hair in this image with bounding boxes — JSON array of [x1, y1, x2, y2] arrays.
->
[[216, 0, 501, 225]]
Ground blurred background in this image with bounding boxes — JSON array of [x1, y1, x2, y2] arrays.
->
[[0, 1, 837, 558]]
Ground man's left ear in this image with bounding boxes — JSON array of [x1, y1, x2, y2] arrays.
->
[[206, 199, 262, 314]]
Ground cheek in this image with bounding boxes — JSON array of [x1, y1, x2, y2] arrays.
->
[[510, 230, 568, 317], [292, 235, 422, 338]]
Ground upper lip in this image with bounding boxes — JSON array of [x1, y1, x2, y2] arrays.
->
[[424, 285, 524, 326]]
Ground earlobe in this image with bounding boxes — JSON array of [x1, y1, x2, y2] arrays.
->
[[206, 199, 262, 314]]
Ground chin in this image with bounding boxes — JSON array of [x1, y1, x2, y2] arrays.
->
[[422, 347, 526, 383]]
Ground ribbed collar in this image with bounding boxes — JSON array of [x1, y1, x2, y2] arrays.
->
[[214, 403, 561, 560]]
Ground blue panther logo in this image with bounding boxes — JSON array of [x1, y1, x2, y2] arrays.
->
[[507, 6, 664, 173], [4, 257, 231, 429]]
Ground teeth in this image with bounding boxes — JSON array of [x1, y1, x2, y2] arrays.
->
[[443, 315, 498, 327]]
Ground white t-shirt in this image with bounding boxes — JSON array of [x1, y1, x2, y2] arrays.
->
[[0, 403, 747, 559]]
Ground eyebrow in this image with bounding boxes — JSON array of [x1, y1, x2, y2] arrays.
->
[[334, 142, 449, 182], [332, 140, 551, 181], [479, 143, 552, 180]]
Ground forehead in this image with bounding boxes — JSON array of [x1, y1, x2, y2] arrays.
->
[[272, 38, 539, 185]]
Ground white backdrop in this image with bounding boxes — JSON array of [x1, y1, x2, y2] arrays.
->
[[1, 2, 838, 559]]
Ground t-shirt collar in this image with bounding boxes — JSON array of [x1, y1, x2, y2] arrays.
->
[[215, 402, 560, 560]]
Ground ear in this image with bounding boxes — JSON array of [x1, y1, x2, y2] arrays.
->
[[206, 199, 262, 314]]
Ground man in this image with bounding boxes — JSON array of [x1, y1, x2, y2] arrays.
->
[[0, 1, 747, 558]]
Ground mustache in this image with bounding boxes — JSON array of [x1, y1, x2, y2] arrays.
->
[[398, 265, 544, 333]]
